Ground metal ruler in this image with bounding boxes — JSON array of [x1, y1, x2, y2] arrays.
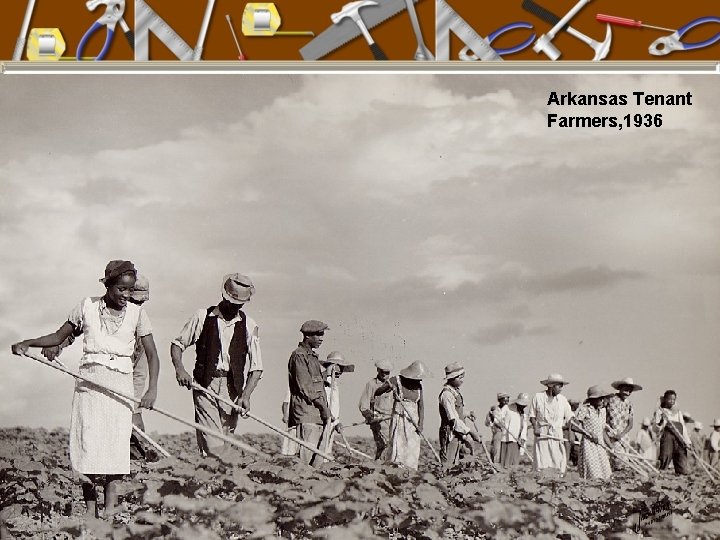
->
[[300, 0, 419, 61], [135, 0, 194, 60], [435, 0, 502, 61]]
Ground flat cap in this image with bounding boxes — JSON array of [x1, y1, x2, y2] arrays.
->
[[300, 320, 329, 334]]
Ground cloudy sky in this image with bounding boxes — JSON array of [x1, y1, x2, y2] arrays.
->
[[1, 74, 719, 441]]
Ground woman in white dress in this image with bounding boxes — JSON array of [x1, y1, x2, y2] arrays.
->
[[12, 260, 160, 518]]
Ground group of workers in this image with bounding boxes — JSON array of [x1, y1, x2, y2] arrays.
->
[[9, 261, 720, 518]]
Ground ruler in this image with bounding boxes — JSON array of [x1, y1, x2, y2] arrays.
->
[[135, 0, 194, 60], [435, 0, 502, 61]]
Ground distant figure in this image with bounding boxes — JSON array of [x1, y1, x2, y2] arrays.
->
[[606, 377, 642, 470], [320, 351, 355, 457], [375, 360, 427, 470], [689, 422, 706, 470], [529, 373, 574, 475], [707, 418, 720, 467], [11, 260, 160, 518], [358, 359, 394, 459], [485, 392, 510, 463], [499, 393, 529, 467], [563, 399, 581, 467], [652, 390, 691, 475], [280, 390, 298, 456], [572, 386, 614, 480], [171, 274, 262, 458], [287, 320, 331, 467], [634, 417, 657, 463], [438, 362, 481, 467]]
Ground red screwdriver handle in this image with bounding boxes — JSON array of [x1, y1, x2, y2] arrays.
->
[[596, 14, 642, 28]]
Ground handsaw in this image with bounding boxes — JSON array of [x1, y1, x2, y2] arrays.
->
[[300, 0, 420, 60]]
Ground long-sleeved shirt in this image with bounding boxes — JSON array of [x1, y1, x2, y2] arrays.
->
[[529, 392, 573, 437], [288, 342, 328, 427], [652, 407, 690, 444], [501, 406, 528, 443], [439, 385, 471, 436], [172, 306, 262, 373], [485, 404, 509, 432], [710, 431, 720, 452], [358, 377, 394, 419]]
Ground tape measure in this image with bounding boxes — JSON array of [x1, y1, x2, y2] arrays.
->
[[25, 28, 66, 61]]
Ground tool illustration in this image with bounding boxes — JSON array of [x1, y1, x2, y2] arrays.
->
[[403, 0, 432, 60], [331, 1, 387, 60], [300, 0, 418, 60], [77, 0, 134, 61], [436, 0, 506, 61], [529, 0, 610, 61], [458, 21, 535, 61], [135, 0, 216, 61], [13, 0, 37, 61], [25, 28, 65, 61], [595, 14, 675, 33], [242, 3, 314, 36], [647, 17, 720, 56], [225, 15, 246, 59]]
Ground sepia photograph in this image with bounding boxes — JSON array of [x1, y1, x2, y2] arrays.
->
[[1, 73, 719, 538]]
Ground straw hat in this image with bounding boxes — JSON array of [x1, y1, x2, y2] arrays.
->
[[641, 417, 651, 427], [131, 274, 150, 302], [512, 393, 530, 407], [322, 351, 355, 373], [497, 392, 510, 399], [694, 422, 704, 430], [713, 418, 720, 428], [611, 377, 643, 391], [399, 360, 428, 380], [683, 412, 695, 423], [374, 359, 393, 372], [540, 373, 568, 386], [444, 362, 465, 380], [585, 385, 615, 400], [222, 273, 255, 304]]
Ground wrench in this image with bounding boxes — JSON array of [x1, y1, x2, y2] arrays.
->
[[404, 0, 433, 60]]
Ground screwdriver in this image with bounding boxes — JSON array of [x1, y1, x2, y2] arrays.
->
[[226, 14, 246, 60], [596, 14, 676, 33]]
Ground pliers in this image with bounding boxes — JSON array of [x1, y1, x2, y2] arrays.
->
[[459, 22, 535, 61], [649, 16, 720, 56], [77, 0, 134, 61]]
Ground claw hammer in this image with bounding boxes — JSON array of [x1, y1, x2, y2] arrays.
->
[[532, 0, 592, 60]]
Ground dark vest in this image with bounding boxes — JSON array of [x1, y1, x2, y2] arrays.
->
[[194, 306, 248, 391], [439, 386, 464, 428]]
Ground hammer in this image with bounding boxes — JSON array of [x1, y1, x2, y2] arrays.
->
[[331, 0, 388, 60], [523, 0, 611, 61], [532, 0, 593, 60]]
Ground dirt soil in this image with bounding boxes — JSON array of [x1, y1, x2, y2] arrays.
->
[[1, 427, 719, 539]]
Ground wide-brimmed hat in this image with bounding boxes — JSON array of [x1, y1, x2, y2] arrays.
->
[[222, 273, 254, 304], [540, 373, 568, 386], [497, 392, 510, 400], [694, 422, 704, 430], [374, 359, 393, 372], [611, 377, 643, 392], [99, 260, 136, 285], [641, 417, 651, 427], [131, 274, 150, 302], [300, 320, 329, 334], [585, 385, 615, 400], [713, 418, 720, 428], [683, 412, 694, 423], [512, 393, 530, 407], [444, 362, 465, 380], [321, 351, 355, 373], [399, 360, 428, 380]]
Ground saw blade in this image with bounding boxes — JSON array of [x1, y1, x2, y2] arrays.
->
[[300, 0, 419, 60]]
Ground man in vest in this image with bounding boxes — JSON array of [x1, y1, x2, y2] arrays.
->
[[439, 362, 482, 467], [288, 320, 331, 466], [171, 274, 262, 457]]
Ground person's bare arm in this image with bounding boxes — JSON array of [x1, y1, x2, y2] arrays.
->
[[12, 322, 75, 355], [140, 334, 160, 408]]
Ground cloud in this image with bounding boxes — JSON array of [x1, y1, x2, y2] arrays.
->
[[473, 322, 555, 345]]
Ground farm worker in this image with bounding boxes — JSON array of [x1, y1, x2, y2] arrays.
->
[[320, 351, 355, 456], [605, 377, 642, 470], [634, 417, 657, 462], [127, 274, 157, 461], [529, 373, 574, 475], [287, 320, 331, 466], [358, 359, 394, 459], [689, 422, 706, 470], [571, 386, 615, 480], [563, 399, 581, 467], [375, 360, 427, 470], [707, 418, 720, 467], [11, 260, 160, 518], [499, 393, 529, 467], [438, 362, 481, 467], [652, 390, 692, 475], [485, 392, 510, 463], [171, 273, 262, 458], [280, 390, 298, 456]]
